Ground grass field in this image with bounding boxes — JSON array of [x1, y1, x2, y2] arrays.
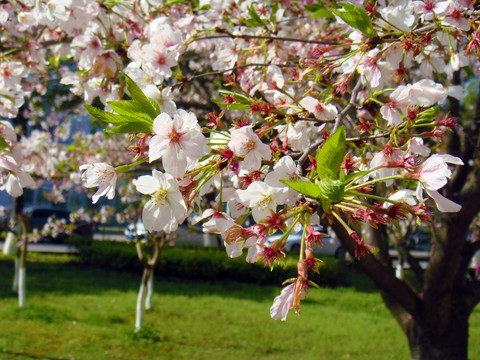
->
[[0, 253, 479, 360]]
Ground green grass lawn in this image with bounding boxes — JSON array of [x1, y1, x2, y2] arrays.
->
[[0, 253, 478, 360]]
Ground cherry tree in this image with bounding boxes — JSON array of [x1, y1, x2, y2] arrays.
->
[[2, 0, 480, 358]]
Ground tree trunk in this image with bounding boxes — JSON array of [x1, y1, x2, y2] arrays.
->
[[145, 270, 153, 310], [406, 308, 469, 360], [18, 234, 28, 307], [135, 267, 152, 331], [18, 265, 26, 307], [12, 256, 19, 292]]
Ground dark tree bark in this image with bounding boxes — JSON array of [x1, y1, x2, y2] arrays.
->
[[329, 80, 480, 359]]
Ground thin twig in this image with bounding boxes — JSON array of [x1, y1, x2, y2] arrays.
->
[[173, 62, 297, 87], [296, 79, 363, 174], [333, 79, 363, 133], [193, 33, 341, 46], [347, 132, 390, 142], [297, 137, 325, 175]]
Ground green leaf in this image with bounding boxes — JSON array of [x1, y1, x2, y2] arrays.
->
[[219, 90, 253, 104], [331, 3, 375, 38], [84, 104, 153, 133], [309, 3, 335, 19], [124, 74, 159, 119], [311, 8, 335, 19], [148, 97, 161, 115], [226, 103, 251, 110], [416, 106, 438, 121], [105, 121, 153, 134], [280, 180, 321, 199], [0, 134, 11, 153], [316, 125, 347, 179], [84, 104, 129, 125], [321, 198, 332, 213], [107, 100, 154, 123], [316, 178, 345, 203], [243, 4, 264, 27]]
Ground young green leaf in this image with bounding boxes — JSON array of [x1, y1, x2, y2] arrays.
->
[[0, 134, 11, 153], [316, 125, 347, 179], [280, 179, 321, 199], [107, 100, 154, 123], [309, 3, 335, 19], [148, 97, 161, 115], [331, 3, 376, 38], [84, 104, 153, 133], [105, 121, 153, 134], [316, 178, 345, 203], [219, 90, 253, 104], [243, 4, 265, 27], [124, 74, 159, 119], [321, 197, 332, 214], [84, 104, 129, 124]]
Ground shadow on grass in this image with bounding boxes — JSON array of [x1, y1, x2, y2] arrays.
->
[[0, 348, 70, 360], [0, 256, 282, 302], [0, 251, 378, 304]]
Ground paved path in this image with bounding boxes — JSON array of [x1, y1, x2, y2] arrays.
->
[[0, 242, 78, 253]]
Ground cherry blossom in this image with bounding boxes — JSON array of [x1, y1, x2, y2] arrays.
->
[[80, 162, 117, 204], [415, 154, 463, 191], [2, 0, 480, 348], [299, 96, 338, 121], [133, 169, 187, 232], [265, 156, 308, 205], [228, 126, 271, 171], [270, 281, 308, 321], [442, 1, 470, 31], [237, 181, 287, 223], [149, 110, 210, 177], [270, 283, 296, 321]]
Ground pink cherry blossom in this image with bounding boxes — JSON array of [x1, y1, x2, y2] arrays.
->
[[299, 96, 338, 121], [417, 154, 463, 191], [265, 155, 308, 205], [423, 188, 462, 213], [149, 109, 210, 177], [442, 1, 470, 31], [409, 80, 446, 107], [270, 281, 308, 321], [228, 125, 271, 170], [270, 283, 296, 321]]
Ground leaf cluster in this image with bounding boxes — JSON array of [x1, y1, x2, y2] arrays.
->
[[84, 75, 160, 134], [281, 126, 347, 213]]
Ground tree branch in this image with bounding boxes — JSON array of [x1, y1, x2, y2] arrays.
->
[[193, 32, 342, 46], [332, 79, 363, 133], [330, 217, 423, 321], [297, 79, 363, 174]]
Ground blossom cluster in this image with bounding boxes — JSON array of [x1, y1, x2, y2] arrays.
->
[[1, 0, 478, 321]]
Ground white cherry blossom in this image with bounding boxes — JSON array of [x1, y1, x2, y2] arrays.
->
[[299, 96, 338, 121], [80, 162, 117, 204], [133, 169, 187, 232], [417, 154, 463, 191], [265, 156, 308, 205], [228, 126, 271, 171], [237, 181, 287, 223]]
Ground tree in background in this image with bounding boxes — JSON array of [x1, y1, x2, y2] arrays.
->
[[1, 1, 480, 358]]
